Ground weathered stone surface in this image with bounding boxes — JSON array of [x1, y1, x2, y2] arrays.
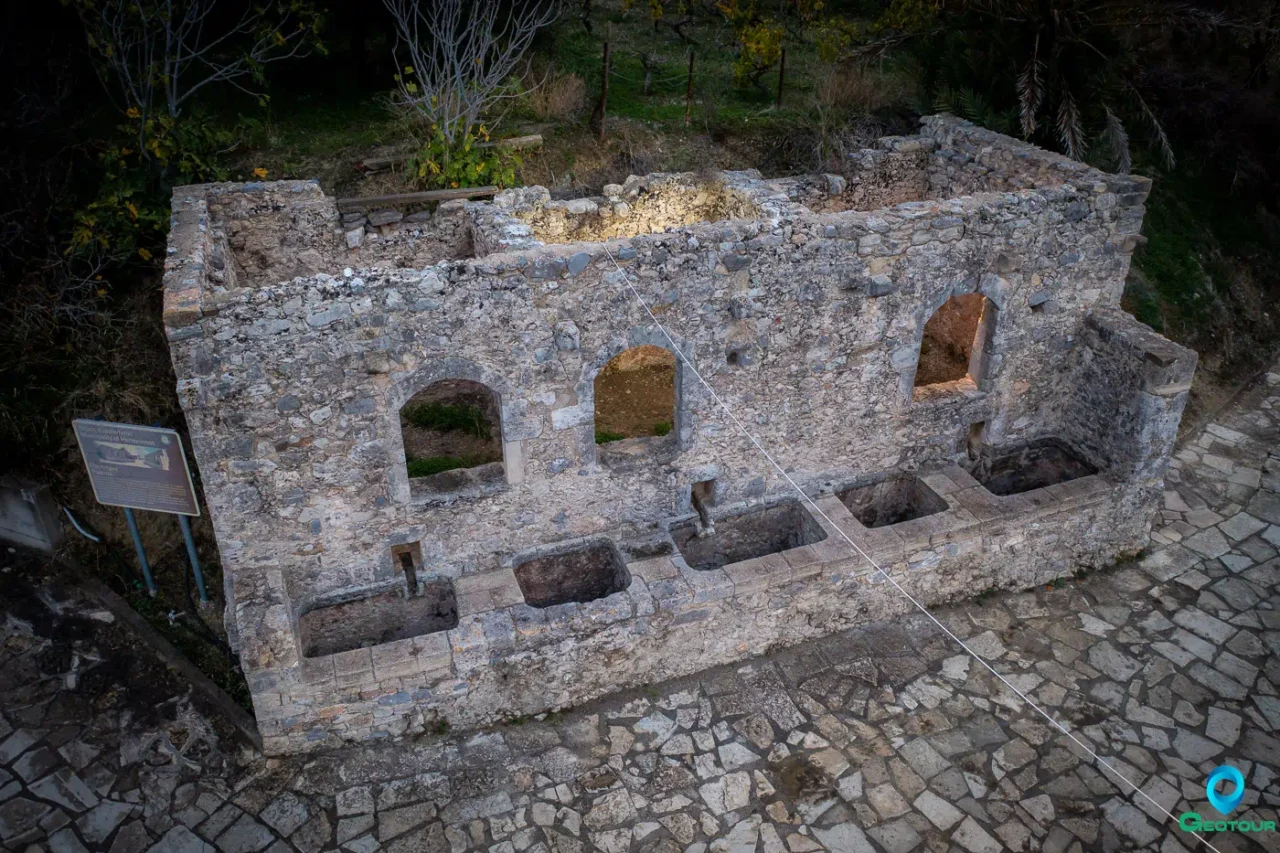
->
[[0, 796, 51, 841], [77, 800, 134, 845], [215, 814, 274, 853], [150, 825, 213, 853]]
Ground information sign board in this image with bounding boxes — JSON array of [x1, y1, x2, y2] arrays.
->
[[72, 420, 200, 516]]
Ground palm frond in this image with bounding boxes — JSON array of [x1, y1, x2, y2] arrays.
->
[[931, 86, 960, 116], [1128, 85, 1176, 169], [1103, 2, 1230, 34], [959, 88, 989, 123], [1101, 106, 1131, 174], [1055, 91, 1087, 161], [1016, 36, 1044, 137]]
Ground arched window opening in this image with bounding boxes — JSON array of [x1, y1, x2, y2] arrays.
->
[[400, 379, 504, 489], [914, 293, 995, 392], [593, 345, 677, 446]]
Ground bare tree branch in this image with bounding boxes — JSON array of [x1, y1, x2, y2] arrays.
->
[[72, 0, 321, 121], [382, 0, 561, 144]]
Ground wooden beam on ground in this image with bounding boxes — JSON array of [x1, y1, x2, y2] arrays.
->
[[335, 186, 498, 212], [479, 134, 544, 151], [357, 135, 543, 173]]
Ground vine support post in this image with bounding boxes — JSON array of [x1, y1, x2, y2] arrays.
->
[[685, 50, 695, 126], [776, 47, 787, 108], [598, 25, 612, 143]]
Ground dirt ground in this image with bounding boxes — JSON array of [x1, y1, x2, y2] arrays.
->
[[914, 295, 985, 387], [401, 427, 501, 464], [913, 342, 971, 387], [594, 356, 677, 439]]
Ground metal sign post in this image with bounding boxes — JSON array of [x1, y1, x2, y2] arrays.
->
[[122, 507, 157, 596], [72, 419, 208, 603]]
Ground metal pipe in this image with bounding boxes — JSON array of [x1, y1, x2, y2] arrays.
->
[[62, 506, 101, 542], [178, 514, 208, 604], [123, 508, 156, 596]]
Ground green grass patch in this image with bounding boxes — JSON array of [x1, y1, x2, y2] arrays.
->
[[595, 428, 626, 444], [402, 402, 492, 439], [653, 421, 672, 436], [246, 94, 400, 157], [540, 9, 823, 133]]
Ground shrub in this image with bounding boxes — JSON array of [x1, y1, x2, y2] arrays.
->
[[407, 125, 520, 190], [652, 421, 672, 436], [72, 111, 237, 264]]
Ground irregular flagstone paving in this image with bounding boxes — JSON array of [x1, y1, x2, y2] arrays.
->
[[3, 368, 1280, 853]]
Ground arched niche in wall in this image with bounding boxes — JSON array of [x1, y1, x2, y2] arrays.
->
[[388, 359, 523, 503], [592, 344, 680, 463], [912, 293, 998, 397]]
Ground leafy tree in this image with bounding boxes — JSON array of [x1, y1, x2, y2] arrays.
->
[[622, 0, 704, 42], [65, 0, 322, 259], [717, 0, 822, 94]]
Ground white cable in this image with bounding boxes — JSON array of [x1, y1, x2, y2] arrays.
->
[[600, 247, 1222, 852]]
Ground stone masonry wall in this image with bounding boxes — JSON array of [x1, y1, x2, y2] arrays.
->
[[162, 115, 1195, 753]]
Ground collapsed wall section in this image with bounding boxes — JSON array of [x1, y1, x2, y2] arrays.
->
[[168, 180, 479, 299]]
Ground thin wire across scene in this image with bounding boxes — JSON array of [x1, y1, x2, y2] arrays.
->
[[599, 246, 1224, 853]]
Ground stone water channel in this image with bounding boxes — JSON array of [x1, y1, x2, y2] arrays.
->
[[3, 366, 1280, 852]]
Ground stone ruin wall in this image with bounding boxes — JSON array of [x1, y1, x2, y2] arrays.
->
[[162, 116, 1196, 753]]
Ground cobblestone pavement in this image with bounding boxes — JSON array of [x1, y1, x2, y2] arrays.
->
[[4, 368, 1280, 853]]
